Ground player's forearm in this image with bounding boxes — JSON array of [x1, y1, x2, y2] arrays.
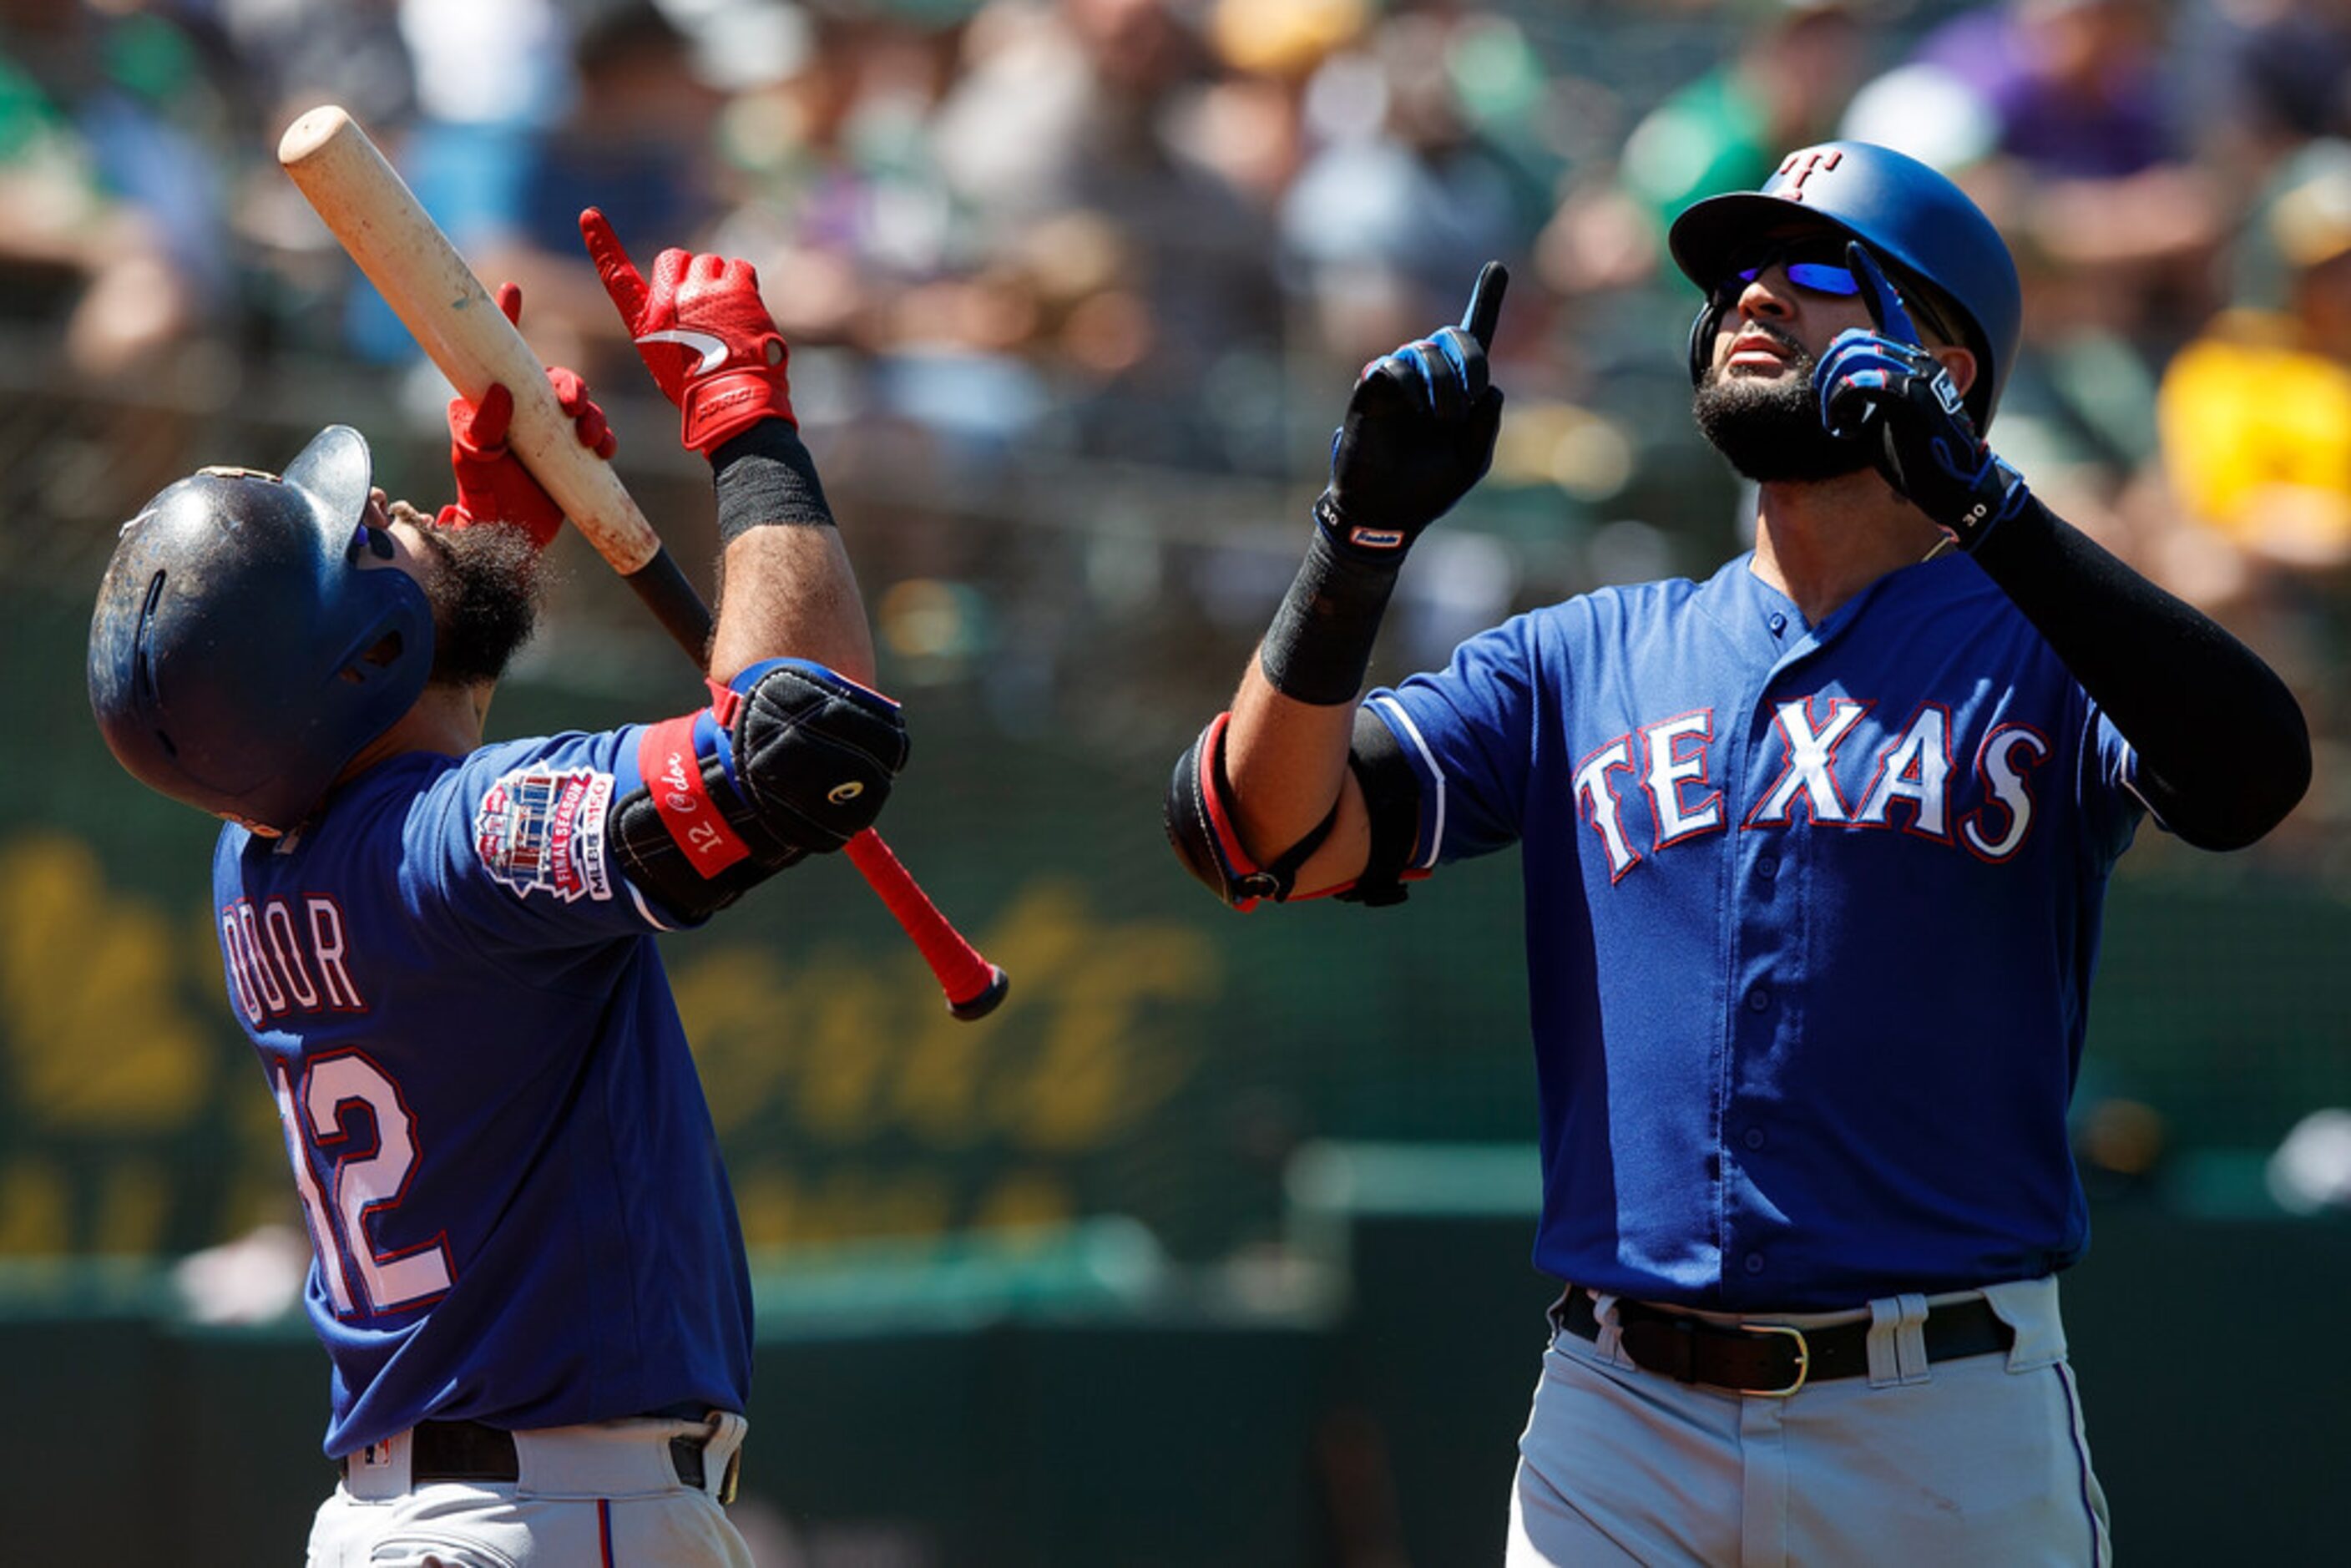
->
[[1226, 658, 1366, 867], [1969, 498, 2311, 847], [710, 526, 876, 685], [705, 422, 877, 686]]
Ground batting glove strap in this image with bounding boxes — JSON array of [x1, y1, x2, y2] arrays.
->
[[680, 363, 796, 458], [1261, 524, 1404, 706], [1813, 327, 2033, 551]]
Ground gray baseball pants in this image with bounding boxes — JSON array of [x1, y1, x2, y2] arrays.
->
[[1508, 1275, 2111, 1565]]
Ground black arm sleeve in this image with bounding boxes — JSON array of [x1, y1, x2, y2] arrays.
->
[[1335, 705, 1421, 906], [1967, 498, 2311, 850]]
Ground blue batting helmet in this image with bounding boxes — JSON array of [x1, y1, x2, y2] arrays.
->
[[88, 426, 435, 832], [1668, 141, 2023, 427]]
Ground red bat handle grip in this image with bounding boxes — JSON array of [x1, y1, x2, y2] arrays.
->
[[843, 829, 1009, 1019]]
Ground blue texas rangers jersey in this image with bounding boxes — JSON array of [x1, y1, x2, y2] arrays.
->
[[1368, 551, 2146, 1311], [211, 721, 752, 1459]]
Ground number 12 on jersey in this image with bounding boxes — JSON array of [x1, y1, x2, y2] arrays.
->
[[270, 1050, 455, 1318]]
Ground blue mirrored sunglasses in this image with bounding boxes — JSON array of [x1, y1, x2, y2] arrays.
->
[[1729, 259, 1860, 296]]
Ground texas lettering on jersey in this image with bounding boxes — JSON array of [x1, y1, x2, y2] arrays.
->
[[1572, 695, 2050, 880]]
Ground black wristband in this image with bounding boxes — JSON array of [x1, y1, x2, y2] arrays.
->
[[1259, 526, 1403, 706], [712, 420, 834, 546]]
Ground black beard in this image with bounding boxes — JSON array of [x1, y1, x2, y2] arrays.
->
[[395, 505, 543, 685], [1691, 339, 1874, 483]]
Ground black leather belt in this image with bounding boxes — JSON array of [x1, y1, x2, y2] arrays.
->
[[397, 1419, 733, 1498], [1560, 1290, 2013, 1396]]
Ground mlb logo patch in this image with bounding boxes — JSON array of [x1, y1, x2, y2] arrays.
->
[[474, 766, 615, 903]]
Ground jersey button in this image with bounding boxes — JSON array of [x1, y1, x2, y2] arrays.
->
[[1767, 613, 1787, 636], [1743, 1127, 1767, 1151], [1755, 854, 1778, 880], [1745, 986, 1773, 1013], [1744, 1252, 1767, 1274]]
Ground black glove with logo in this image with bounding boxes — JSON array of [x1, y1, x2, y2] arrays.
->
[[1263, 264, 1509, 704], [1813, 243, 2033, 551]]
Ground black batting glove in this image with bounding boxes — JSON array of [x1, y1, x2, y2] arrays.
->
[[1812, 243, 2032, 551], [1317, 262, 1509, 557]]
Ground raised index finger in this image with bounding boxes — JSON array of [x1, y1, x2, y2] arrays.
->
[[1845, 242, 1919, 346], [579, 207, 649, 321], [1461, 261, 1509, 351]]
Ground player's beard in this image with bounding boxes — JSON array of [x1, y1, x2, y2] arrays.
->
[[1691, 331, 1874, 483], [391, 502, 543, 686]]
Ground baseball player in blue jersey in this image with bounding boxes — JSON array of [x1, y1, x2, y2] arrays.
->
[[1169, 142, 2312, 1563], [88, 216, 906, 1565]]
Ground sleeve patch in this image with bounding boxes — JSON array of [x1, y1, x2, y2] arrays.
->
[[473, 766, 617, 903]]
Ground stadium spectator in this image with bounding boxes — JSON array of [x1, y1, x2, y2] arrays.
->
[[931, 0, 1281, 468], [1539, 0, 1868, 297], [0, 0, 235, 380], [1280, 1, 1542, 371], [1841, 0, 2225, 360], [462, 2, 731, 385], [2155, 138, 2351, 711]]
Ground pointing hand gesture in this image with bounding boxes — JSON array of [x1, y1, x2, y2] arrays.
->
[[579, 208, 796, 456], [1319, 262, 1509, 555]]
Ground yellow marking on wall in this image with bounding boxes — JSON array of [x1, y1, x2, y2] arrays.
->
[[972, 1171, 1074, 1233], [730, 1166, 955, 1249], [0, 1159, 70, 1253], [674, 878, 1216, 1162], [93, 1161, 170, 1254], [0, 836, 212, 1130]]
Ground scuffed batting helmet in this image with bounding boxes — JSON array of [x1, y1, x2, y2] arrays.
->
[[1668, 141, 2023, 427], [88, 425, 434, 832]]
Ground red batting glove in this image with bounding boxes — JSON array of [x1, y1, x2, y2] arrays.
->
[[437, 282, 618, 550], [579, 206, 796, 456]]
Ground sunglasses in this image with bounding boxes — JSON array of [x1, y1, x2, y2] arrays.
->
[[1717, 242, 1959, 344], [1719, 241, 1861, 299], [1735, 259, 1858, 296]]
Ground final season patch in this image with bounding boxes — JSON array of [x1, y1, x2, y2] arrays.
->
[[474, 766, 615, 903]]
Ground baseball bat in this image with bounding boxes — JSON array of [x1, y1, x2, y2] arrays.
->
[[278, 104, 1009, 1021]]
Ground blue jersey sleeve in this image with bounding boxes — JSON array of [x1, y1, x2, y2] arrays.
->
[[2080, 703, 2148, 867], [1366, 610, 1553, 869], [402, 724, 710, 955]]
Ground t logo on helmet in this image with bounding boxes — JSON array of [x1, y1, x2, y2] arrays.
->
[[1773, 149, 1844, 200]]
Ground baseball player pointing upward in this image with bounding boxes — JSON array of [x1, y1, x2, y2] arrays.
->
[[88, 218, 904, 1565], [1170, 143, 2310, 1562]]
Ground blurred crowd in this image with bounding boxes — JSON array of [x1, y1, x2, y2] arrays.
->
[[6, 0, 2351, 850]]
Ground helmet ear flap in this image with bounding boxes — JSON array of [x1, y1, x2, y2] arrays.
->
[[1686, 297, 1727, 388]]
